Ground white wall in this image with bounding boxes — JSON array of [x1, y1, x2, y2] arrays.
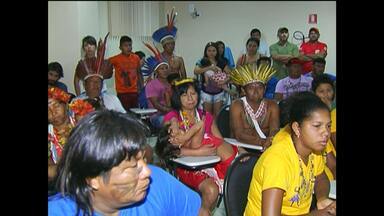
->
[[49, 1, 110, 94], [49, 1, 336, 94], [162, 1, 336, 76]]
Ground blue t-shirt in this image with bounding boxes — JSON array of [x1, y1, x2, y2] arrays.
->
[[48, 165, 201, 216], [264, 77, 279, 99], [304, 72, 336, 82], [53, 81, 68, 92]]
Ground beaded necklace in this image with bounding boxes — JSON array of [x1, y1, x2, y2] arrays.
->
[[179, 109, 201, 131]]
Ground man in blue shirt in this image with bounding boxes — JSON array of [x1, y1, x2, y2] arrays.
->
[[257, 57, 278, 99], [48, 62, 68, 92], [48, 110, 201, 216], [304, 57, 336, 83]]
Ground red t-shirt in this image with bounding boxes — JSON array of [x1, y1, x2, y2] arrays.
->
[[109, 53, 141, 94], [299, 41, 327, 74]]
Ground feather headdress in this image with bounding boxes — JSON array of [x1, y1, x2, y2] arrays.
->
[[230, 64, 276, 86], [141, 42, 169, 76], [84, 32, 110, 80], [152, 7, 178, 45]]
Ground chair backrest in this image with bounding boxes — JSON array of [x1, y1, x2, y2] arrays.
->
[[216, 104, 230, 137], [224, 152, 260, 216]]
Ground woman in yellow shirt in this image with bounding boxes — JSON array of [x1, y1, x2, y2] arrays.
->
[[244, 92, 336, 216], [312, 74, 336, 180]]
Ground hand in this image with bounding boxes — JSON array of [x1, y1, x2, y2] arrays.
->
[[211, 65, 221, 72], [196, 144, 217, 156], [317, 198, 335, 210], [311, 201, 336, 216], [260, 137, 273, 151], [237, 147, 250, 162]]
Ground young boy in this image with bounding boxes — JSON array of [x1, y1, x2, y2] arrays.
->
[[109, 36, 144, 111], [48, 62, 68, 92]]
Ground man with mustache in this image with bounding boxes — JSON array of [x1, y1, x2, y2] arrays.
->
[[269, 27, 300, 80]]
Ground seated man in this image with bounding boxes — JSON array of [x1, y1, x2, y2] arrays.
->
[[229, 64, 280, 150], [304, 57, 336, 83], [48, 110, 202, 216], [274, 58, 313, 103], [74, 74, 126, 113], [48, 62, 68, 92]]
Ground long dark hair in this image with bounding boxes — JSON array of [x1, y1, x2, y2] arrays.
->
[[170, 79, 201, 111], [203, 42, 220, 62], [155, 124, 180, 162], [55, 110, 149, 216]]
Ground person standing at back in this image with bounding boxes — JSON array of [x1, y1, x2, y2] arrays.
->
[[269, 27, 300, 80], [299, 27, 328, 74], [109, 36, 144, 111], [250, 28, 270, 57], [74, 35, 113, 96], [152, 8, 187, 79]]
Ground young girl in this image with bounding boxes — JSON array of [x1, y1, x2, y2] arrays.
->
[[244, 92, 336, 216]]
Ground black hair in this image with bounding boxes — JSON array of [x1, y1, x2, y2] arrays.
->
[[167, 73, 181, 84], [120, 35, 132, 47], [200, 57, 212, 68], [135, 51, 145, 60], [171, 79, 201, 111], [84, 98, 103, 110], [250, 28, 261, 36], [311, 74, 335, 100], [313, 57, 326, 65], [285, 92, 330, 127], [203, 42, 220, 62], [55, 110, 149, 216], [48, 62, 64, 78], [256, 56, 272, 67], [246, 37, 259, 47], [82, 36, 97, 48], [155, 124, 180, 162], [216, 41, 225, 57]]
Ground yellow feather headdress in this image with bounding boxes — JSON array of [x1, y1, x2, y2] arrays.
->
[[230, 64, 276, 86], [173, 78, 194, 86]]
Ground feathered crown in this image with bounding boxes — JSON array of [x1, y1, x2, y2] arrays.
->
[[84, 32, 110, 80], [152, 7, 178, 45], [173, 78, 194, 86], [69, 99, 95, 116], [48, 87, 71, 103], [141, 42, 169, 76], [230, 64, 276, 86]]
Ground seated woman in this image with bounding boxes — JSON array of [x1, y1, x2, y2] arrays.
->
[[161, 78, 243, 216], [236, 38, 261, 68], [312, 74, 336, 180], [194, 42, 231, 117], [48, 87, 76, 182], [143, 43, 173, 128], [244, 92, 336, 216]]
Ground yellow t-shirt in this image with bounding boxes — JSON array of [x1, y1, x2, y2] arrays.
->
[[244, 126, 325, 216], [331, 109, 336, 133], [324, 140, 335, 180]]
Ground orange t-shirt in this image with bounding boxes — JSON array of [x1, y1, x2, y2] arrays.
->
[[109, 53, 141, 94]]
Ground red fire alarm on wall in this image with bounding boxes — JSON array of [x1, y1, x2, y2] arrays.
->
[[309, 14, 317, 24]]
